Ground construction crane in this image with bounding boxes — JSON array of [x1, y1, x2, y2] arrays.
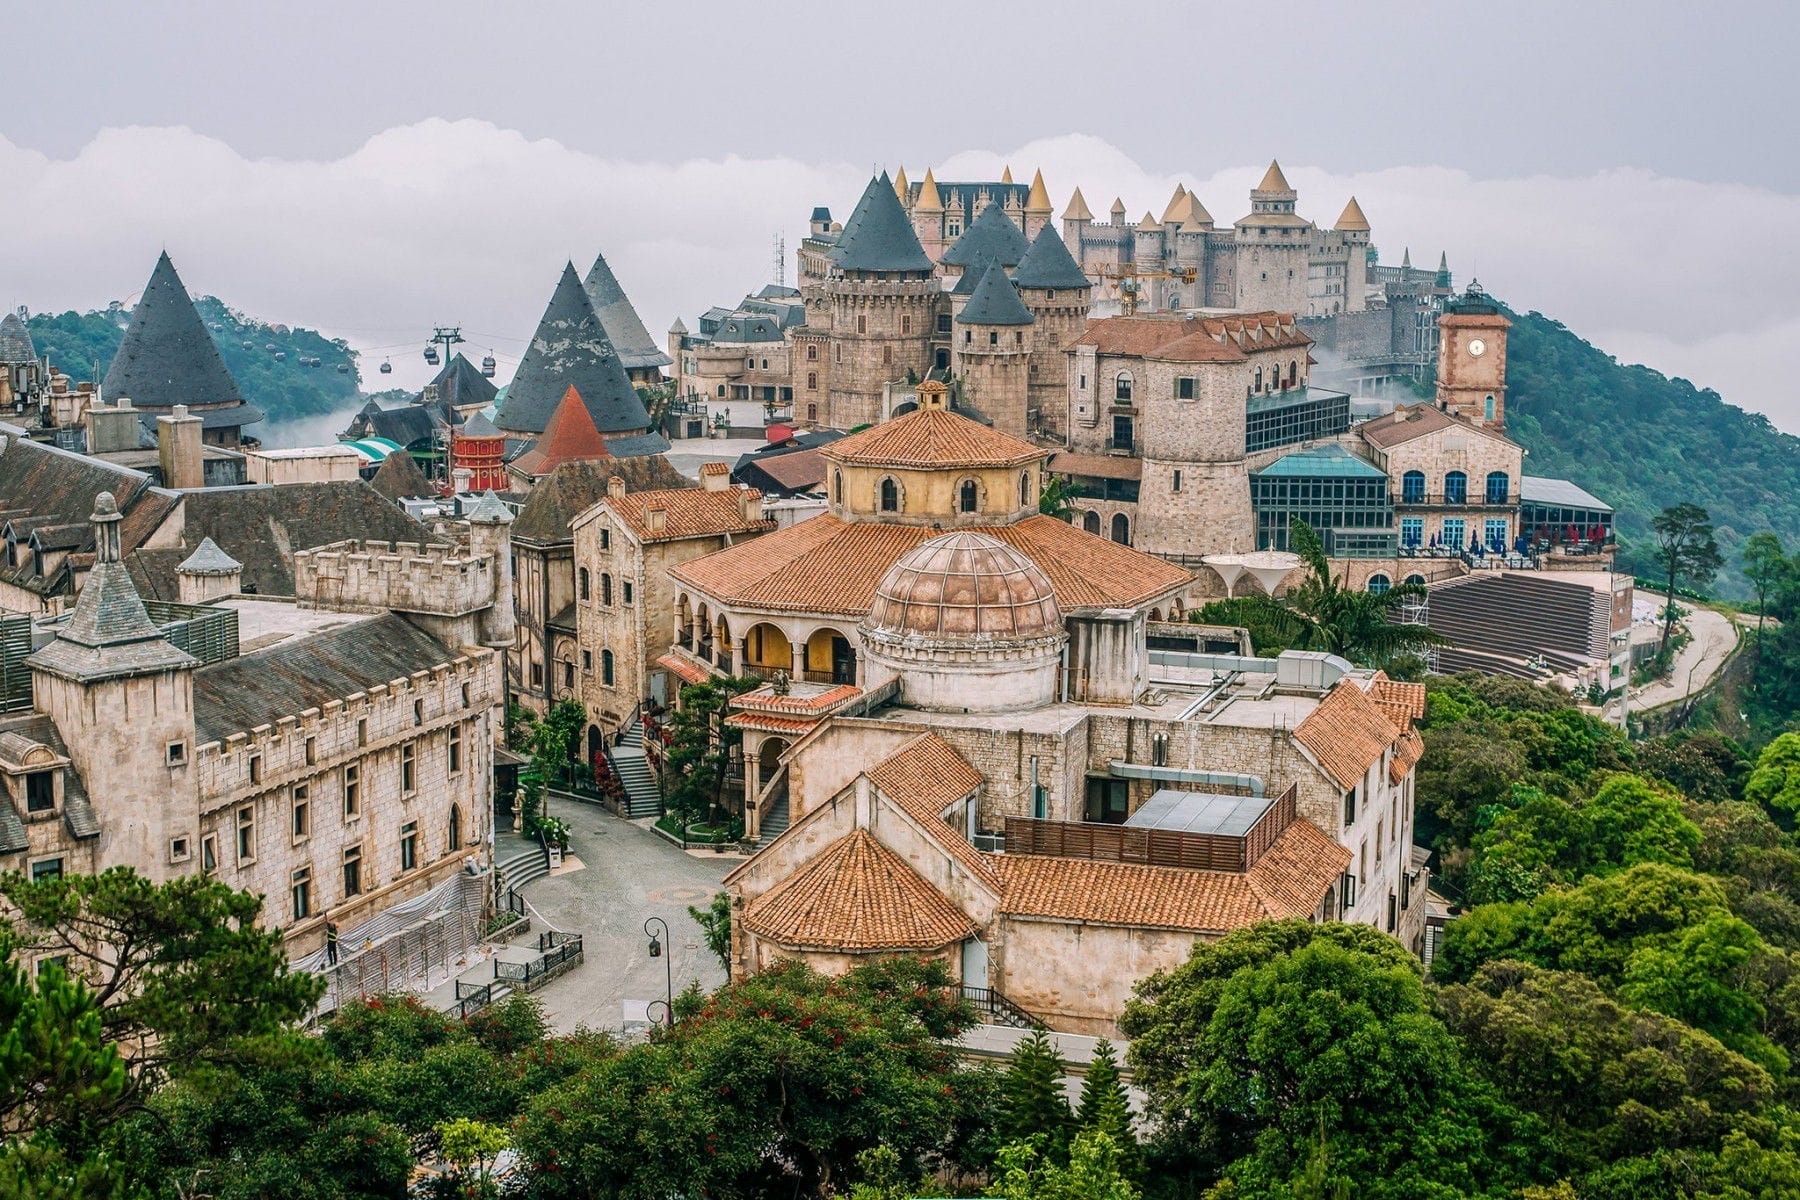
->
[[1093, 263, 1198, 316]]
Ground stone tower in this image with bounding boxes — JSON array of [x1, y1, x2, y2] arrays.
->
[[1023, 170, 1054, 240], [26, 492, 201, 882], [1234, 161, 1312, 314], [824, 173, 943, 429], [1334, 197, 1372, 313], [911, 169, 947, 263], [1013, 225, 1093, 439], [952, 264, 1034, 437], [176, 537, 242, 604], [1435, 282, 1510, 429], [465, 492, 517, 650], [1061, 188, 1094, 258]]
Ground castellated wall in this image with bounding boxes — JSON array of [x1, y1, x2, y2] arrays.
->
[[1020, 290, 1088, 440], [825, 277, 943, 429], [293, 540, 497, 618]]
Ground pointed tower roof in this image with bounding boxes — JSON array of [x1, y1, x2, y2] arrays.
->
[[951, 253, 1000, 296], [942, 203, 1030, 269], [0, 312, 35, 365], [1110, 196, 1127, 217], [1062, 187, 1093, 221], [1334, 196, 1371, 232], [957, 264, 1034, 326], [831, 173, 934, 273], [1401, 247, 1413, 269], [1435, 252, 1452, 288], [459, 411, 502, 439], [518, 385, 612, 476], [496, 262, 652, 436], [177, 536, 240, 576], [1173, 191, 1213, 229], [1138, 212, 1162, 232], [893, 165, 909, 201], [1025, 169, 1052, 214], [101, 252, 244, 414], [1014, 225, 1092, 291], [27, 492, 197, 684], [669, 317, 688, 335], [914, 168, 944, 212], [1000, 164, 1015, 185], [1161, 185, 1190, 224], [425, 353, 500, 412], [1254, 159, 1294, 195], [584, 249, 672, 371]]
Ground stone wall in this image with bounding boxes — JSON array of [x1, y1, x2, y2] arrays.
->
[[823, 277, 943, 429]]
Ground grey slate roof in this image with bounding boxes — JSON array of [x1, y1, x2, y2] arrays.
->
[[460, 411, 501, 438], [344, 402, 441, 449], [601, 431, 674, 458], [0, 714, 97, 847], [0, 313, 35, 365], [512, 457, 691, 545], [177, 536, 240, 575], [495, 263, 653, 436], [192, 613, 459, 745], [951, 253, 999, 296], [1014, 225, 1092, 290], [426, 354, 499, 412], [941, 203, 1029, 269], [583, 251, 672, 371], [829, 174, 934, 274], [957, 264, 1034, 327], [101, 253, 251, 424]]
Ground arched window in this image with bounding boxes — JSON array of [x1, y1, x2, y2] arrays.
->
[[959, 479, 979, 513], [806, 403, 818, 422], [1401, 470, 1425, 504], [1018, 472, 1030, 508], [832, 470, 843, 504], [807, 344, 818, 361], [807, 371, 817, 389], [1253, 367, 1264, 393], [879, 477, 900, 513], [716, 384, 726, 397], [1404, 573, 1427, 587], [1484, 394, 1496, 422], [1114, 371, 1134, 402], [1443, 471, 1467, 504], [1367, 574, 1392, 594], [448, 804, 462, 851], [1082, 511, 1100, 534], [601, 573, 613, 605], [1111, 513, 1130, 545], [578, 567, 590, 601], [1288, 359, 1298, 387], [1485, 471, 1509, 505], [602, 649, 615, 686]]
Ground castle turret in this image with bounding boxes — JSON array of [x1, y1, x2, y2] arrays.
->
[[952, 264, 1034, 437], [1023, 169, 1054, 240], [1061, 187, 1094, 252], [1335, 196, 1372, 311], [176, 537, 242, 604], [1435, 251, 1452, 291], [1234, 159, 1311, 314], [912, 169, 946, 263], [466, 492, 517, 649], [1013, 224, 1093, 439]]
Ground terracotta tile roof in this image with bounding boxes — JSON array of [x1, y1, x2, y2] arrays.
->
[[511, 385, 610, 477], [1357, 404, 1516, 452], [1294, 679, 1404, 790], [699, 461, 730, 477], [606, 486, 775, 544], [1046, 451, 1143, 481], [866, 734, 999, 890], [656, 651, 713, 685], [742, 447, 827, 492], [1075, 312, 1310, 362], [1369, 675, 1427, 724], [821, 407, 1043, 469], [724, 711, 822, 735], [743, 830, 976, 951], [670, 514, 1189, 616], [1390, 726, 1425, 784], [735, 682, 862, 714], [995, 819, 1346, 932]]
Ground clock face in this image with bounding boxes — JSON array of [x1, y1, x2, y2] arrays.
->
[[1468, 338, 1486, 357]]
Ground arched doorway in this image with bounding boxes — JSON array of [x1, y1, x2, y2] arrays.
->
[[743, 622, 793, 677], [805, 627, 857, 685], [759, 737, 790, 790]]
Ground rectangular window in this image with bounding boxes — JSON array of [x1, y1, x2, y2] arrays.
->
[[166, 741, 187, 766], [1485, 517, 1509, 552], [291, 867, 312, 921], [1400, 516, 1423, 548], [31, 856, 64, 881], [623, 581, 633, 605], [582, 649, 593, 672], [413, 699, 424, 726], [530, 662, 544, 688], [169, 836, 190, 864], [401, 743, 416, 795], [201, 833, 218, 873], [1441, 517, 1465, 549], [304, 736, 317, 766], [1387, 892, 1398, 933], [1343, 787, 1358, 827], [236, 805, 256, 863], [357, 717, 368, 747], [448, 724, 463, 775], [291, 786, 310, 842], [561, 661, 574, 689], [401, 821, 418, 872], [24, 771, 54, 813], [343, 763, 361, 818], [1341, 871, 1357, 910], [342, 846, 363, 898], [1111, 414, 1134, 452], [1084, 777, 1130, 824], [1172, 469, 1183, 493], [248, 754, 263, 785], [600, 528, 610, 551], [461, 683, 472, 708], [1175, 376, 1197, 400]]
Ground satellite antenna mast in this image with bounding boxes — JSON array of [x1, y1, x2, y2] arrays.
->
[[773, 233, 786, 288]]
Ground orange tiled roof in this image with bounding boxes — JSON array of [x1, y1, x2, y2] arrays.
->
[[670, 513, 1189, 616], [724, 711, 822, 735], [821, 406, 1043, 469], [513, 385, 610, 476], [1047, 451, 1142, 481], [1075, 312, 1309, 362], [1294, 679, 1403, 790], [1369, 675, 1427, 724], [734, 682, 862, 714], [1390, 726, 1425, 784], [995, 818, 1347, 932], [742, 829, 976, 952], [656, 652, 713, 685], [699, 462, 730, 477], [867, 733, 998, 890], [608, 486, 776, 543]]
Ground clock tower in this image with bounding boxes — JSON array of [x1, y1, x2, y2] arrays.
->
[[1435, 281, 1510, 429]]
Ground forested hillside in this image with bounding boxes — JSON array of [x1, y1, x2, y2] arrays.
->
[[1501, 304, 1800, 597], [25, 298, 363, 428]]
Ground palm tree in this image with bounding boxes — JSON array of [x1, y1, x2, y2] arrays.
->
[[1278, 520, 1445, 667]]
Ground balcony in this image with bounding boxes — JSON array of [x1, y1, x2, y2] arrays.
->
[[1002, 784, 1298, 874], [1395, 492, 1513, 509]]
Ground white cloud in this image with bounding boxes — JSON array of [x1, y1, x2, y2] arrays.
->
[[2, 122, 1796, 441]]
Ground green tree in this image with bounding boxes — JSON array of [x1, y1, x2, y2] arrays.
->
[[986, 1129, 1140, 1200], [1742, 532, 1791, 662], [1274, 519, 1446, 667], [436, 1117, 509, 1199], [1190, 595, 1304, 656], [661, 676, 758, 828], [1075, 1039, 1136, 1179], [687, 891, 732, 975], [1037, 475, 1085, 520], [1652, 503, 1723, 654], [1745, 732, 1800, 815], [999, 1027, 1071, 1158]]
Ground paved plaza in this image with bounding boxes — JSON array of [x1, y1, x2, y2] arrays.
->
[[511, 807, 736, 1033]]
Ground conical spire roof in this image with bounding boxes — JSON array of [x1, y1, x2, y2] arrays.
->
[[1109, 196, 1126, 216], [177, 536, 240, 576], [1254, 159, 1294, 194], [1401, 247, 1413, 269], [1014, 225, 1091, 291], [525, 386, 612, 475], [957, 264, 1034, 327], [1173, 191, 1213, 229], [1062, 187, 1093, 221], [1161, 185, 1190, 224], [893, 165, 909, 200], [0, 312, 35, 365], [425, 353, 499, 412], [942, 202, 1030, 268], [1334, 196, 1370, 232], [1025, 169, 1052, 213], [584, 249, 671, 371], [101, 252, 242, 413], [1138, 212, 1162, 232], [951, 253, 1000, 296], [1000, 165, 1015, 185], [496, 262, 651, 435], [459, 411, 502, 439], [830, 173, 934, 273], [914, 169, 944, 212]]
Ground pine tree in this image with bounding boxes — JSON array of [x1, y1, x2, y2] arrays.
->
[[1075, 1039, 1138, 1179], [1000, 1027, 1072, 1157]]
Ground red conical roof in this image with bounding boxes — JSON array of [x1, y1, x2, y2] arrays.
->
[[532, 385, 611, 472]]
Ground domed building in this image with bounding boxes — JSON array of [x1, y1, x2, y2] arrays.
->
[[860, 531, 1065, 713]]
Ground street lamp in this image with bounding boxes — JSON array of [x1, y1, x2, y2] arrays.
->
[[645, 916, 674, 1025]]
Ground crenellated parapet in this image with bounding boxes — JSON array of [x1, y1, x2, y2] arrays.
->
[[293, 539, 498, 618]]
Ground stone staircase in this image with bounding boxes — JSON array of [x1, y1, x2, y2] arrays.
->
[[496, 836, 550, 893], [758, 774, 791, 840], [608, 718, 662, 819]]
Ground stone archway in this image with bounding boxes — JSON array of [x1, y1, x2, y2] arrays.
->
[[804, 626, 857, 685]]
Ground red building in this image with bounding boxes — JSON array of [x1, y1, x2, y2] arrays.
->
[[452, 410, 508, 492]]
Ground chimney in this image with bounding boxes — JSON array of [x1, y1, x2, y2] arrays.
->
[[452, 467, 473, 494], [1393, 407, 1406, 424], [86, 398, 141, 455], [644, 504, 666, 534], [700, 461, 730, 491], [607, 475, 626, 499], [421, 384, 439, 408], [740, 489, 763, 523], [156, 404, 204, 490], [916, 379, 949, 411]]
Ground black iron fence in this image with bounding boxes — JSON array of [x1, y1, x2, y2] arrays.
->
[[494, 931, 585, 992]]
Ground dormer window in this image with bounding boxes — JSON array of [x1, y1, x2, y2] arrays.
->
[[24, 771, 54, 813]]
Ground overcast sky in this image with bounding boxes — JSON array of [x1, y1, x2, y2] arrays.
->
[[3, 1, 1798, 436]]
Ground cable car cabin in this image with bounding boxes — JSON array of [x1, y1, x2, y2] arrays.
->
[[379, 360, 393, 374], [423, 345, 440, 365], [274, 352, 286, 362], [481, 353, 496, 377], [336, 363, 349, 374]]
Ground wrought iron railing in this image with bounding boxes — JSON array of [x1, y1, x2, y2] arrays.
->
[[961, 985, 1040, 1029]]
